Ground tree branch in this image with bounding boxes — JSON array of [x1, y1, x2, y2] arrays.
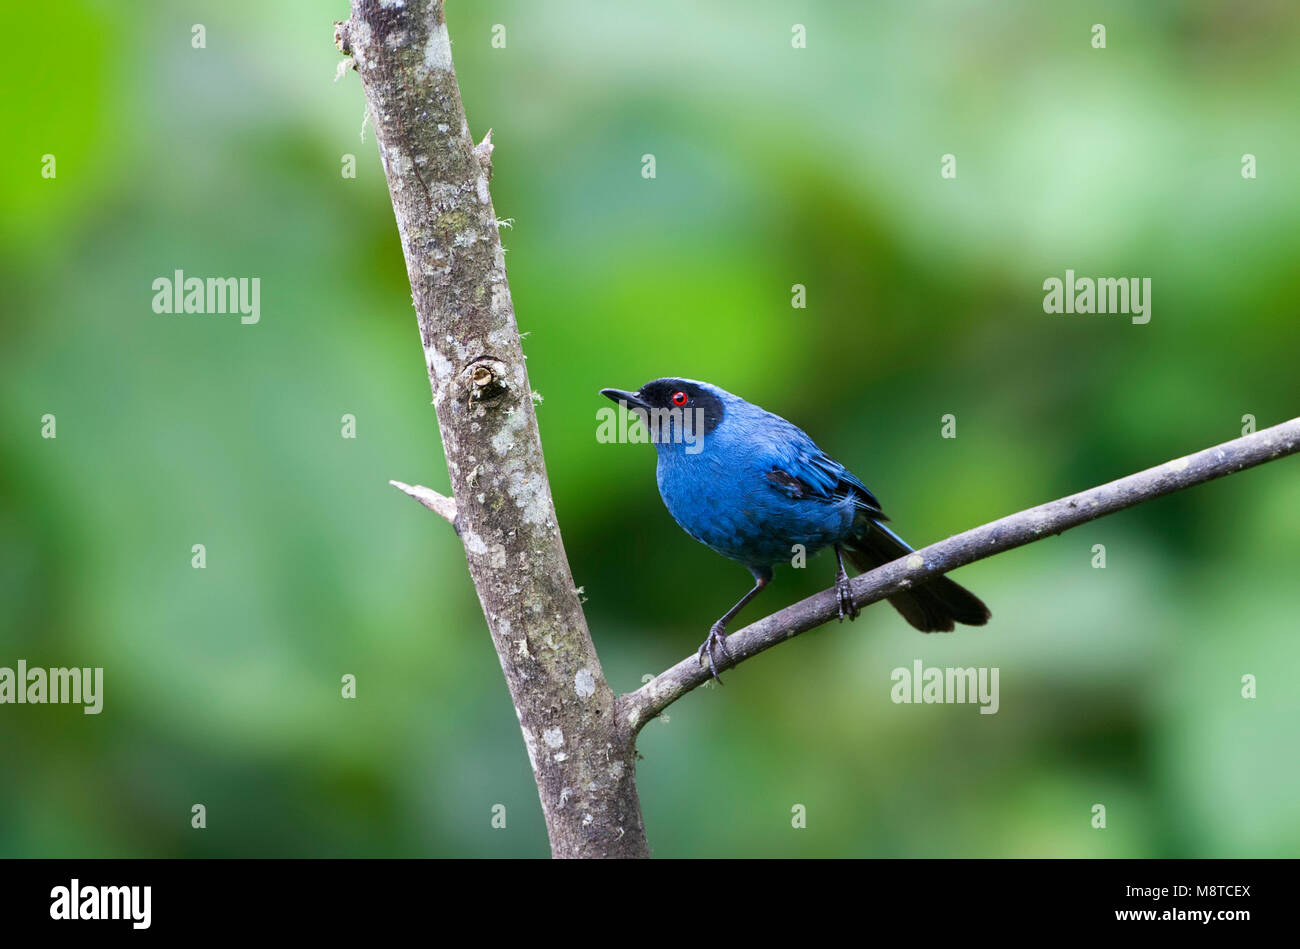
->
[[618, 417, 1300, 733], [337, 0, 648, 858], [389, 480, 457, 525]]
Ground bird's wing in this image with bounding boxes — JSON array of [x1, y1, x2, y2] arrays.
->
[[758, 422, 887, 519]]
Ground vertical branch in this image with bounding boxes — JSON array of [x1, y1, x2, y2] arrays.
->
[[336, 0, 648, 858]]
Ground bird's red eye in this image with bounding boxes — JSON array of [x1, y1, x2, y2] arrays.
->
[[672, 391, 688, 406]]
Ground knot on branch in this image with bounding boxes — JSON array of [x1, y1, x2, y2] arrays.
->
[[334, 19, 353, 56], [474, 130, 495, 180], [460, 357, 510, 404]]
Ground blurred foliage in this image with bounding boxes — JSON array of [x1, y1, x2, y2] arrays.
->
[[1, 0, 1297, 857]]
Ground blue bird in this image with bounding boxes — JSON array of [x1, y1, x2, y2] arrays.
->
[[601, 378, 990, 681]]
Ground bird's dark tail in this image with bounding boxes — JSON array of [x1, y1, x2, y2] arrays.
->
[[842, 520, 990, 632]]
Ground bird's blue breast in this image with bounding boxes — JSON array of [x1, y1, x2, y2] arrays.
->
[[653, 404, 859, 569]]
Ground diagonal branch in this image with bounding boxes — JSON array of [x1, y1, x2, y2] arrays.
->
[[389, 480, 457, 525], [617, 416, 1300, 733]]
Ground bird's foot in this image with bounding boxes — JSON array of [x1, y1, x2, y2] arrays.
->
[[696, 623, 732, 684], [835, 570, 860, 622]]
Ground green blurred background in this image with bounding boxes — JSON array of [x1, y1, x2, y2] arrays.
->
[[2, 0, 1298, 858]]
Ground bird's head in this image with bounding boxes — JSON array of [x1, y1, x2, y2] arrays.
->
[[600, 378, 729, 454]]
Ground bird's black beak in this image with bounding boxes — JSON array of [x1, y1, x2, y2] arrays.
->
[[600, 388, 650, 411]]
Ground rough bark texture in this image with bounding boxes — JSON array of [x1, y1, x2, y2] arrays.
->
[[619, 416, 1300, 731], [336, 0, 647, 858]]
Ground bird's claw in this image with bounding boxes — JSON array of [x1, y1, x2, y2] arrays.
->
[[697, 623, 732, 684], [835, 571, 860, 622]]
